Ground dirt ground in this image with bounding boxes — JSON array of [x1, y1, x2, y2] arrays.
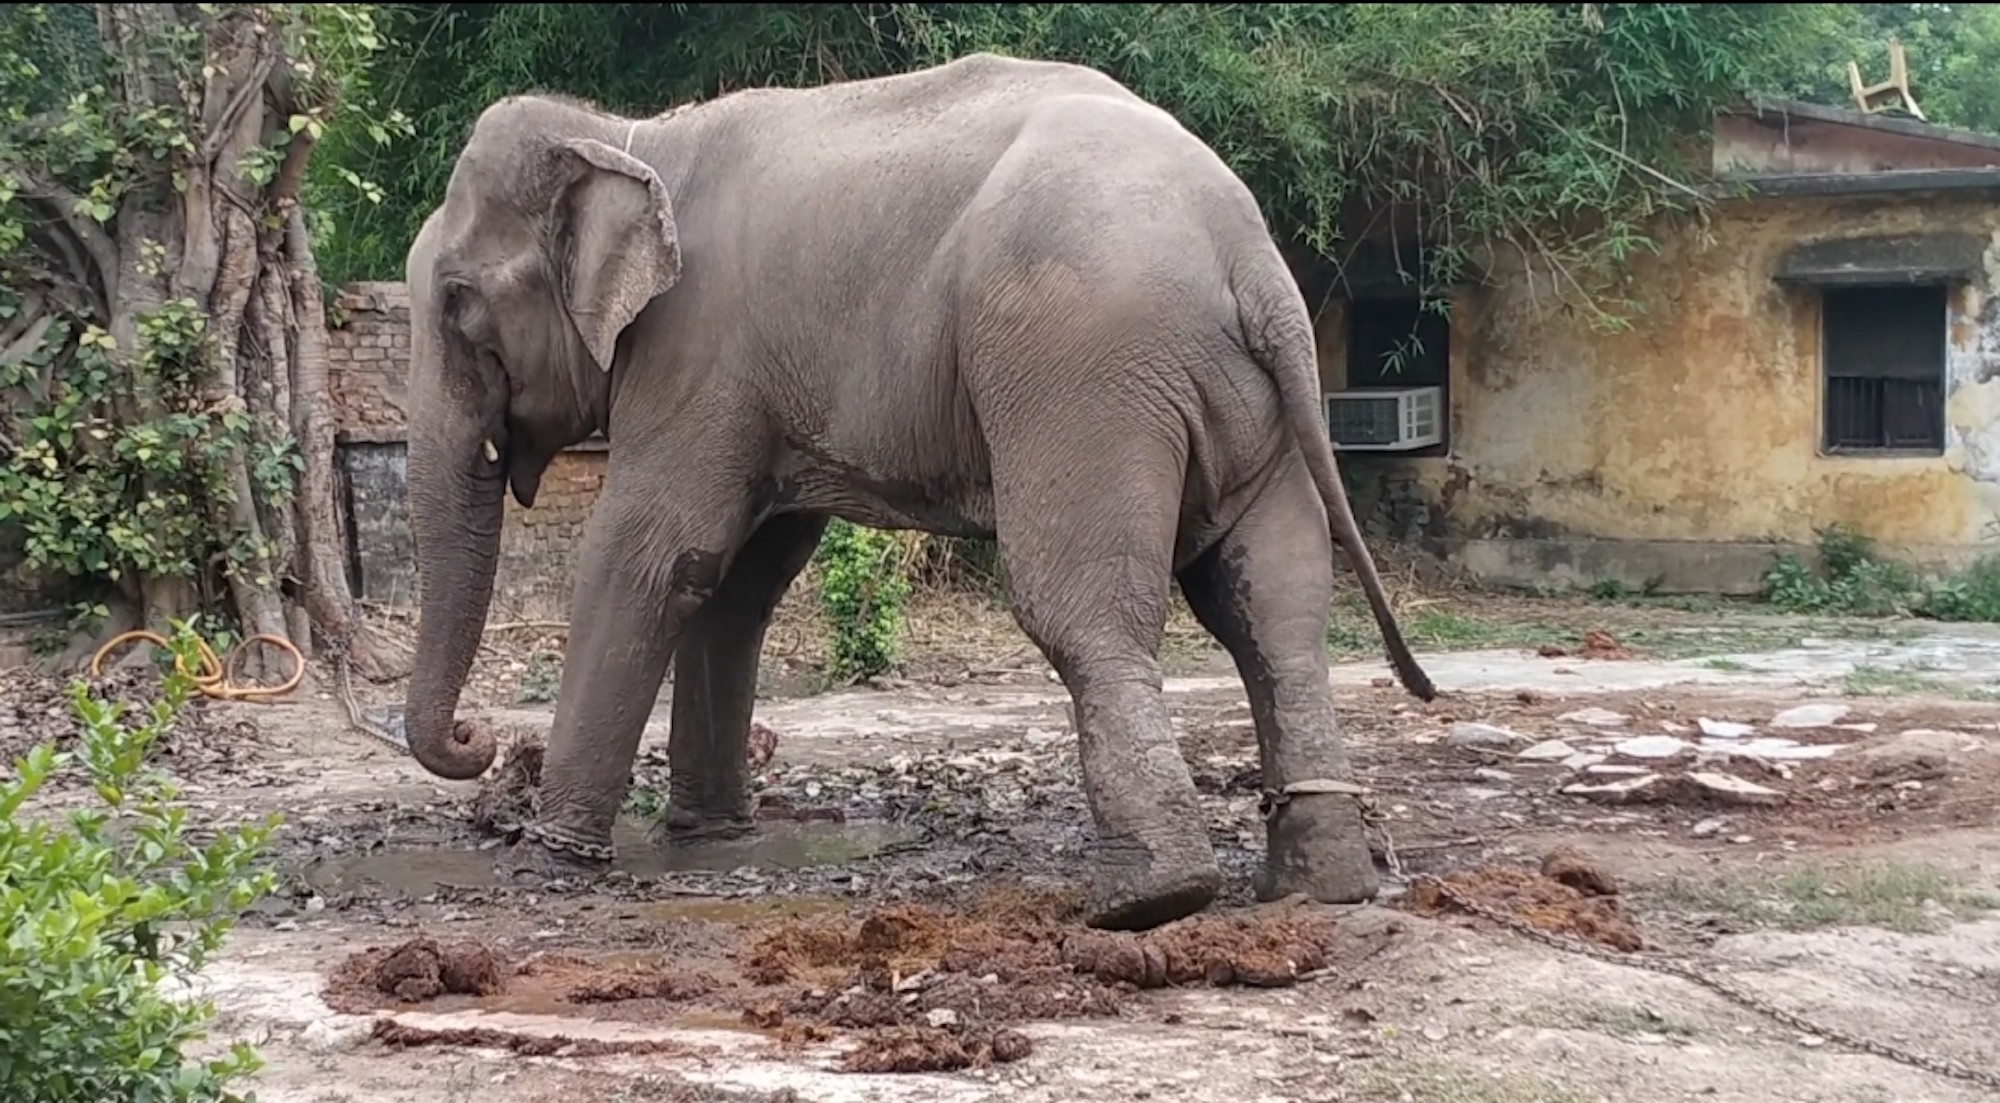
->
[[8, 593, 2000, 1102]]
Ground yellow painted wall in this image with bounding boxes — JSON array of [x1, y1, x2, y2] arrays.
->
[[1320, 193, 2000, 586]]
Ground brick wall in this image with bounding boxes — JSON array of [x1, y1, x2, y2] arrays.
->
[[327, 282, 412, 438], [328, 282, 605, 613]]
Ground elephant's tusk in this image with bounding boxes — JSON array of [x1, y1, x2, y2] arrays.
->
[[483, 439, 500, 464]]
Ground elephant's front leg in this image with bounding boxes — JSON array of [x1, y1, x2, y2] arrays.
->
[[507, 490, 751, 878], [660, 513, 827, 842]]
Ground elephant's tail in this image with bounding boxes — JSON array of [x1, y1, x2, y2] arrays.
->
[[1235, 268, 1438, 703]]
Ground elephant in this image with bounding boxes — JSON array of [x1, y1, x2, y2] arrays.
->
[[399, 52, 1437, 932]]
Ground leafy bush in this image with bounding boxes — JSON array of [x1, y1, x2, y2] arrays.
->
[[0, 622, 280, 1103], [515, 648, 563, 704], [1762, 524, 2000, 622], [1924, 556, 2000, 623], [814, 519, 912, 683]]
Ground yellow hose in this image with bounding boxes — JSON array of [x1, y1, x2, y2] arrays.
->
[[89, 629, 306, 701]]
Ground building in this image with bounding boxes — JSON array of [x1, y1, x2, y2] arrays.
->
[[1320, 97, 2000, 594]]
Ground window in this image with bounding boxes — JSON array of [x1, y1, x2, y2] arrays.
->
[[1348, 298, 1450, 390], [1344, 297, 1450, 454], [1821, 285, 1948, 454]]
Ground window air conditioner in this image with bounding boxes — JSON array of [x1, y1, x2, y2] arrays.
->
[[1323, 387, 1443, 452]]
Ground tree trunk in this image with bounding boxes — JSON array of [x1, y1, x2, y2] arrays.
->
[[285, 207, 397, 680], [7, 4, 392, 688]]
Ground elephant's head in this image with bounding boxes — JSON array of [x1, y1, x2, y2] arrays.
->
[[400, 97, 682, 780]]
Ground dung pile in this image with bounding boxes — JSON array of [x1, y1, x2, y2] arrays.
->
[[325, 936, 507, 1006], [469, 736, 545, 836], [1404, 858, 1643, 953], [745, 889, 1344, 1072]]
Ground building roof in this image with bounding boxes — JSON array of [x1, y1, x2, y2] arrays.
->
[[1710, 95, 2000, 198]]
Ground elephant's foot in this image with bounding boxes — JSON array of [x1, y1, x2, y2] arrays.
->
[[497, 824, 614, 886], [1252, 786, 1379, 905], [651, 801, 757, 845], [1083, 833, 1224, 932]]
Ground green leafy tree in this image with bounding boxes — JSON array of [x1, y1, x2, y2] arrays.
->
[[1771, 3, 2000, 136], [323, 3, 1849, 316], [0, 4, 406, 675]]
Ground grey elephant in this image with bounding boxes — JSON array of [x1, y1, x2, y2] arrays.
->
[[399, 52, 1436, 931]]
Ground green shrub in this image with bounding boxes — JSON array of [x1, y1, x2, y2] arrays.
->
[[1762, 553, 1827, 613], [515, 648, 562, 704], [1762, 525, 2000, 622], [1762, 525, 1923, 617], [814, 520, 912, 683], [0, 621, 280, 1103], [1924, 556, 2000, 622]]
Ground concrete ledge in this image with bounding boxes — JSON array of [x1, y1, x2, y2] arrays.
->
[[1449, 537, 2000, 596]]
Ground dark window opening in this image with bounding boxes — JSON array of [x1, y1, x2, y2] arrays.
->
[[1343, 297, 1450, 455], [1821, 284, 1948, 454], [1348, 298, 1450, 389]]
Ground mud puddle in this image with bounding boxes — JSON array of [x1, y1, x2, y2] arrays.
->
[[304, 817, 924, 897]]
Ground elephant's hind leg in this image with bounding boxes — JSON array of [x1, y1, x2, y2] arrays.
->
[[659, 513, 828, 842], [990, 430, 1222, 931], [1178, 451, 1379, 905]]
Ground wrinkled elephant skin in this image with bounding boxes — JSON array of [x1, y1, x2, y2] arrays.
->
[[399, 53, 1436, 931]]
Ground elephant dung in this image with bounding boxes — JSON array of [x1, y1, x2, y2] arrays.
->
[[1541, 847, 1619, 897], [328, 936, 507, 1005]]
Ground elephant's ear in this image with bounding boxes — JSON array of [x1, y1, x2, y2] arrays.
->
[[548, 137, 682, 373]]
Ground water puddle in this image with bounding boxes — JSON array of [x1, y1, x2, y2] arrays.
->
[[305, 817, 921, 897]]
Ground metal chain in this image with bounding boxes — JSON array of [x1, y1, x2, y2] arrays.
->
[[324, 635, 613, 866], [326, 634, 411, 755], [1356, 811, 2000, 1091]]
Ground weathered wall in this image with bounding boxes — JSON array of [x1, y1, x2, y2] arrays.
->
[[1322, 192, 2000, 594], [328, 284, 605, 612]]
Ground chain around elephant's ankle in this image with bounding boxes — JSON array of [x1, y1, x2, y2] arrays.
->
[[524, 821, 616, 863], [1258, 777, 1374, 822]]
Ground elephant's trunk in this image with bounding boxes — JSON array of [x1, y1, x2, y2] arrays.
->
[[401, 419, 505, 781]]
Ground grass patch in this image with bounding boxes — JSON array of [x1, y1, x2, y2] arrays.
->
[[1349, 1058, 1593, 1103], [1763, 524, 2000, 622], [1839, 663, 2000, 702], [1652, 860, 1998, 935], [1324, 592, 1917, 664]]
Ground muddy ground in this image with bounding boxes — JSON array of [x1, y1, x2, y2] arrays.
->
[[7, 595, 2000, 1102]]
